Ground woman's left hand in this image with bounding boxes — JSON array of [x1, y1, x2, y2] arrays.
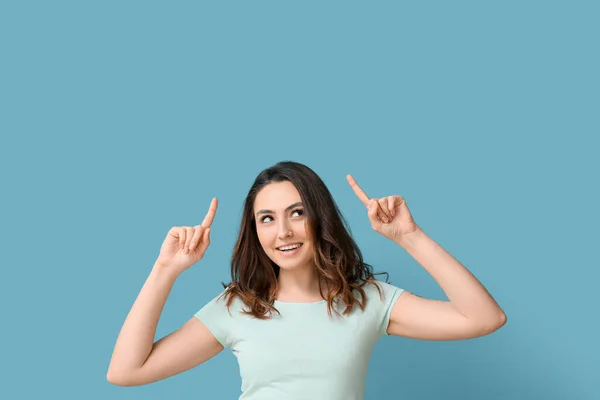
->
[[347, 174, 419, 242]]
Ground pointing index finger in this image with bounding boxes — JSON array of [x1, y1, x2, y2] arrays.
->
[[201, 197, 218, 228], [346, 174, 370, 207]]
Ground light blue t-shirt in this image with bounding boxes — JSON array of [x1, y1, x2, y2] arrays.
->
[[194, 280, 404, 400]]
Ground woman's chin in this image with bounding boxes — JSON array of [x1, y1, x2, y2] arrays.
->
[[275, 258, 311, 271]]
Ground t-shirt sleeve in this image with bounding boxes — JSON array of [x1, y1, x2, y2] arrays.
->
[[194, 291, 235, 348], [374, 280, 405, 337]]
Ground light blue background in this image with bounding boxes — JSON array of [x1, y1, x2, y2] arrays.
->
[[1, 1, 598, 399]]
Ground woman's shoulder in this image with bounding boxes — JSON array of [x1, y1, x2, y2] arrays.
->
[[197, 287, 247, 317], [355, 278, 404, 307], [359, 278, 399, 294]]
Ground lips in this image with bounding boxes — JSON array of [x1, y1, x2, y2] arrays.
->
[[277, 243, 302, 250], [276, 243, 303, 252]]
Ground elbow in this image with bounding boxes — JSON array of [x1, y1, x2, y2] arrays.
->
[[473, 311, 507, 337], [106, 369, 137, 387], [106, 370, 127, 386], [483, 311, 507, 334], [499, 311, 507, 327], [495, 309, 507, 329]]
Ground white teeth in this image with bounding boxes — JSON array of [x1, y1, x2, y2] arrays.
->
[[278, 243, 301, 251]]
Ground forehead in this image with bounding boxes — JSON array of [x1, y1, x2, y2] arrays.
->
[[254, 181, 301, 211]]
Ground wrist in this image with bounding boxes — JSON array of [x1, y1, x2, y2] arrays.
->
[[394, 226, 425, 249], [151, 261, 182, 281]]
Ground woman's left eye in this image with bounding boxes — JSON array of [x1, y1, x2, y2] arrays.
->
[[292, 209, 304, 217]]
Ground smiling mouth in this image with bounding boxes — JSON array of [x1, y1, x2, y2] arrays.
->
[[276, 243, 303, 252]]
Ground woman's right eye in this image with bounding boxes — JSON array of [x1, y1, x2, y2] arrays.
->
[[261, 216, 273, 223]]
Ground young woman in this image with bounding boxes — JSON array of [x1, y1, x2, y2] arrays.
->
[[107, 161, 506, 399]]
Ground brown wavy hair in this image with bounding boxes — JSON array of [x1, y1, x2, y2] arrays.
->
[[219, 161, 389, 319]]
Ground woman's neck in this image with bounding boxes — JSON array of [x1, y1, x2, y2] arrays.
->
[[276, 266, 327, 302]]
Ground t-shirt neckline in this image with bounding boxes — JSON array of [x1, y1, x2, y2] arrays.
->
[[274, 299, 327, 305]]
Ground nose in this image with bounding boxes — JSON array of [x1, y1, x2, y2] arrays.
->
[[277, 217, 293, 239]]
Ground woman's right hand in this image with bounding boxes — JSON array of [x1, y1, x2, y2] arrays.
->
[[155, 198, 218, 274]]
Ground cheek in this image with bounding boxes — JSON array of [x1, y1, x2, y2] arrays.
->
[[301, 220, 313, 239], [304, 242, 314, 257], [256, 226, 274, 248]]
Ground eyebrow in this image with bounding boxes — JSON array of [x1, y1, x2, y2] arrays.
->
[[256, 202, 303, 216]]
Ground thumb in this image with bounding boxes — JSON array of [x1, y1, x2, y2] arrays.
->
[[367, 199, 379, 223], [195, 228, 211, 255]]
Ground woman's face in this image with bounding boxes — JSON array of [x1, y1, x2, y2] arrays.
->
[[253, 181, 314, 271]]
